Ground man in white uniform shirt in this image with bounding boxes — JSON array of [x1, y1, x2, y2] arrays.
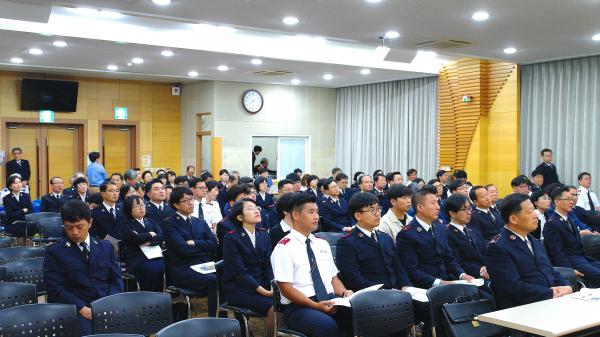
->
[[577, 172, 600, 211], [271, 194, 353, 337]]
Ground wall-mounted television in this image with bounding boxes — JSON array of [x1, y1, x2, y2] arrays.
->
[[20, 78, 79, 112]]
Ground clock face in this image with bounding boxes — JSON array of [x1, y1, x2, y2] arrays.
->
[[242, 90, 264, 114]]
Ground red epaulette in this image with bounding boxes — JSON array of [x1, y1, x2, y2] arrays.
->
[[321, 200, 327, 203], [257, 228, 267, 231], [341, 232, 353, 238], [313, 235, 326, 240], [47, 241, 61, 247], [537, 163, 543, 168], [402, 224, 412, 231], [466, 227, 476, 231], [489, 235, 501, 244], [279, 238, 291, 245], [549, 217, 555, 222], [164, 216, 173, 221], [219, 218, 228, 223], [445, 225, 451, 230], [269, 204, 276, 208], [220, 187, 226, 191], [228, 229, 237, 234]]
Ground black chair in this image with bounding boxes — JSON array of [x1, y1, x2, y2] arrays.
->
[[0, 211, 18, 245], [426, 284, 482, 337], [0, 303, 78, 336], [330, 245, 337, 265], [586, 210, 600, 231], [554, 266, 585, 291], [156, 317, 242, 337], [31, 216, 64, 246], [83, 335, 144, 337], [271, 280, 308, 337], [0, 266, 6, 282], [117, 241, 140, 292], [162, 250, 207, 319], [0, 282, 37, 310], [350, 289, 414, 337], [582, 234, 600, 261], [0, 236, 11, 248], [314, 232, 344, 246], [25, 212, 60, 237], [4, 257, 46, 295], [215, 260, 266, 336], [0, 246, 45, 265], [90, 291, 173, 336]]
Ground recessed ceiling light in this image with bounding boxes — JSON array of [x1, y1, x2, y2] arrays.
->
[[11, 58, 23, 63], [218, 65, 229, 71], [417, 50, 437, 58], [593, 34, 600, 41], [472, 12, 490, 20], [311, 37, 327, 44], [385, 31, 400, 39], [323, 74, 333, 80], [217, 26, 236, 34], [161, 51, 174, 56], [132, 58, 144, 63], [504, 47, 517, 54], [188, 71, 198, 76], [291, 79, 300, 84], [251, 59, 262, 65], [29, 49, 43, 55], [366, 0, 382, 2], [282, 17, 299, 25], [152, 0, 171, 5], [53, 41, 67, 47], [76, 7, 99, 15], [99, 11, 122, 18], [107, 65, 118, 70], [360, 69, 371, 74]]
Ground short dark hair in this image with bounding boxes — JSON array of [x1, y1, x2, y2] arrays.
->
[[87, 192, 104, 206], [469, 185, 486, 201], [358, 174, 371, 184], [332, 167, 342, 175], [323, 179, 337, 191], [306, 175, 319, 186], [373, 169, 383, 177], [445, 193, 470, 218], [142, 170, 152, 180], [167, 171, 177, 178], [229, 198, 257, 228], [276, 192, 298, 219], [289, 193, 317, 215], [550, 186, 571, 203], [119, 184, 135, 201], [89, 152, 100, 162], [50, 176, 62, 185], [73, 177, 88, 188], [226, 185, 249, 203], [11, 147, 22, 154], [111, 173, 123, 180], [157, 173, 167, 180], [201, 172, 213, 180], [544, 182, 564, 196], [189, 177, 206, 189], [454, 170, 467, 179], [353, 171, 364, 183], [206, 180, 219, 193], [541, 149, 552, 156], [258, 167, 268, 175], [61, 199, 91, 224], [427, 179, 439, 185], [348, 192, 379, 222], [145, 178, 163, 194], [133, 168, 140, 172], [500, 193, 531, 224], [239, 177, 253, 184], [436, 170, 447, 179], [286, 173, 301, 182], [317, 178, 327, 190], [219, 169, 229, 176], [448, 179, 466, 193], [578, 172, 591, 181], [186, 165, 195, 171], [420, 184, 438, 195], [169, 186, 193, 208], [335, 173, 349, 182], [156, 169, 166, 175], [529, 190, 548, 209], [531, 170, 543, 178], [511, 177, 527, 187], [386, 184, 413, 200], [123, 195, 145, 218], [293, 168, 302, 174], [254, 145, 262, 152], [373, 174, 386, 183], [407, 169, 417, 176], [411, 188, 436, 214], [228, 175, 238, 183], [174, 176, 188, 185], [278, 179, 293, 191], [385, 172, 401, 183], [100, 181, 117, 193], [254, 176, 268, 191], [485, 184, 496, 191]]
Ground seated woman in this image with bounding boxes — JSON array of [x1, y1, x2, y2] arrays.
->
[[254, 176, 273, 209], [203, 180, 223, 233], [70, 177, 90, 202], [3, 175, 34, 246], [117, 183, 138, 208], [222, 198, 275, 335], [118, 195, 164, 292]]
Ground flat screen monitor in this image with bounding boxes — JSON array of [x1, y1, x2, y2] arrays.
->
[[20, 78, 79, 112]]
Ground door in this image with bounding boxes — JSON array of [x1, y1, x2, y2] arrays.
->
[[102, 125, 133, 177], [46, 126, 80, 195], [7, 125, 39, 198]]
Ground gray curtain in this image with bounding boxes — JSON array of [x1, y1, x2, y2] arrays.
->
[[335, 77, 438, 180], [521, 55, 600, 190]]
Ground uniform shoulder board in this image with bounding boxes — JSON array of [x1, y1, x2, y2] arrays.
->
[[437, 219, 443, 224], [402, 224, 412, 231], [163, 216, 173, 221], [219, 218, 228, 223], [548, 217, 555, 222], [537, 163, 543, 168], [489, 235, 501, 244], [220, 187, 226, 191], [313, 235, 326, 240], [341, 232, 353, 238], [279, 238, 291, 245], [43, 193, 50, 197], [322, 200, 328, 203], [257, 227, 267, 231], [228, 229, 237, 234], [47, 241, 62, 247], [268, 204, 276, 208], [445, 224, 451, 230], [466, 227, 476, 231]]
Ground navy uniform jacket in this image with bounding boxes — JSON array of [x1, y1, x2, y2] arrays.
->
[[269, 223, 291, 249], [69, 191, 90, 202], [531, 185, 542, 193], [537, 162, 560, 188], [266, 204, 280, 231], [573, 206, 591, 228], [337, 227, 412, 291], [217, 217, 234, 260], [469, 208, 505, 241], [446, 225, 486, 277], [144, 201, 175, 227], [118, 217, 164, 270], [255, 192, 274, 209], [6, 159, 30, 182], [339, 188, 355, 202], [90, 204, 126, 239], [162, 214, 217, 285], [222, 227, 273, 295], [542, 215, 597, 269], [2, 192, 33, 222], [43, 236, 123, 311], [305, 188, 323, 198], [63, 186, 77, 197], [485, 227, 570, 309], [216, 186, 228, 215], [396, 218, 465, 288], [319, 198, 354, 232], [40, 193, 69, 213]]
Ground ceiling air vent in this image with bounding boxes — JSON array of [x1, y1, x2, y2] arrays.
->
[[404, 38, 480, 50], [250, 70, 298, 77]]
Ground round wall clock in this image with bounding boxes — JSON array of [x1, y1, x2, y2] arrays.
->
[[242, 89, 264, 114]]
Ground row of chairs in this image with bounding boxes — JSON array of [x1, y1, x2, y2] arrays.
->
[[0, 211, 65, 246]]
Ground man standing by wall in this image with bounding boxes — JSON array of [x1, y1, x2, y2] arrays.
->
[[86, 152, 107, 194], [6, 147, 31, 191], [537, 149, 561, 188]]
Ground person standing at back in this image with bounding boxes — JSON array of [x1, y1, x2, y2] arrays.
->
[[6, 147, 31, 191], [86, 152, 107, 194], [537, 149, 561, 188]]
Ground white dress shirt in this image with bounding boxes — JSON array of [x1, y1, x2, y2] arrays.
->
[[577, 186, 600, 210]]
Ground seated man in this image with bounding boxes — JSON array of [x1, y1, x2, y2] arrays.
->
[[543, 187, 600, 288], [144, 178, 175, 227], [90, 182, 126, 239], [43, 200, 123, 336], [511, 176, 530, 195], [271, 194, 353, 337], [162, 186, 218, 317], [41, 176, 69, 212], [335, 173, 355, 201], [371, 173, 387, 194], [267, 179, 294, 229], [531, 170, 544, 193], [406, 185, 447, 225], [337, 193, 432, 337], [357, 174, 373, 194], [216, 174, 238, 216], [469, 185, 505, 240], [569, 185, 592, 230], [319, 179, 353, 233], [396, 189, 477, 289], [216, 185, 249, 259], [286, 173, 303, 194], [270, 192, 298, 249], [486, 193, 573, 309], [376, 184, 413, 243]]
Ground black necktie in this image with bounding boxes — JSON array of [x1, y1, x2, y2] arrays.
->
[[80, 242, 90, 260], [159, 205, 163, 213], [488, 211, 496, 224], [371, 232, 379, 245], [588, 192, 595, 210], [305, 238, 328, 302], [428, 226, 436, 245], [55, 194, 60, 200], [18, 161, 21, 167], [186, 217, 192, 229], [566, 218, 575, 233], [109, 207, 114, 219]]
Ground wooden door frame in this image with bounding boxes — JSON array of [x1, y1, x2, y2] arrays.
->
[[98, 120, 140, 169], [196, 113, 211, 172]]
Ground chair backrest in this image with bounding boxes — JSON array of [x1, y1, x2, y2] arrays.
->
[[0, 247, 45, 265], [330, 245, 337, 265], [314, 232, 344, 246], [83, 335, 145, 337], [0, 266, 6, 282], [553, 267, 579, 291], [155, 317, 241, 337], [586, 210, 600, 230], [0, 282, 37, 310], [426, 284, 481, 337], [0, 303, 78, 336], [582, 234, 600, 260], [4, 257, 45, 293], [350, 289, 414, 337], [0, 211, 7, 228], [91, 291, 173, 336], [117, 240, 126, 267], [26, 212, 60, 221], [0, 237, 11, 248], [36, 216, 64, 238], [271, 279, 285, 314]]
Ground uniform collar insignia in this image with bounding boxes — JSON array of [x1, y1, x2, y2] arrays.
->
[[101, 209, 105, 212], [510, 235, 516, 241], [242, 232, 246, 236], [65, 242, 71, 247], [417, 227, 422, 232], [560, 218, 564, 221], [176, 216, 180, 220], [358, 233, 363, 237], [93, 240, 98, 244]]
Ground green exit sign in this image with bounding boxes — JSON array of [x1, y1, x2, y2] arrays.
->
[[115, 107, 128, 120], [39, 110, 54, 123]]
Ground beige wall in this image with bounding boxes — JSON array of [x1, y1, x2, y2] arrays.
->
[[181, 80, 337, 178]]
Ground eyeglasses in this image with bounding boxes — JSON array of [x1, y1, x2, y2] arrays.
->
[[539, 197, 551, 201], [106, 189, 119, 193], [556, 198, 574, 203], [132, 203, 146, 210], [458, 207, 471, 213], [362, 181, 373, 184], [518, 184, 529, 189], [194, 186, 208, 190], [180, 198, 195, 204], [357, 207, 382, 215], [456, 186, 468, 191], [246, 206, 262, 212]]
